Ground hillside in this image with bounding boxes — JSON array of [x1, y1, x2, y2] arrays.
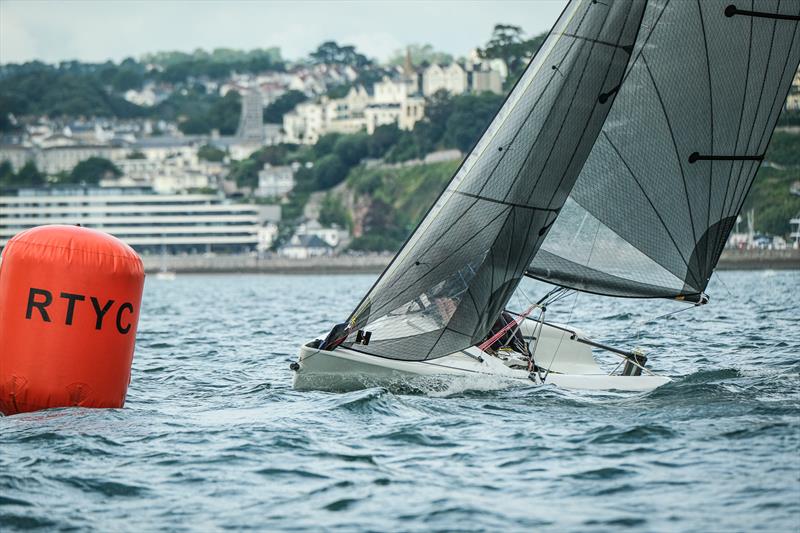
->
[[319, 128, 800, 252]]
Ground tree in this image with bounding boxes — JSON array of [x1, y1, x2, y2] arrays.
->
[[480, 25, 546, 86], [228, 158, 260, 189], [309, 41, 371, 67], [263, 90, 307, 123], [15, 161, 45, 187], [388, 44, 453, 67], [69, 157, 121, 185], [443, 92, 504, 152], [198, 144, 226, 162], [314, 133, 342, 158], [206, 91, 241, 135], [319, 193, 351, 229], [0, 160, 15, 187], [367, 123, 401, 158], [313, 154, 348, 189], [333, 133, 369, 167]]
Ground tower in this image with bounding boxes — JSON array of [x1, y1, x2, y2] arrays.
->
[[236, 89, 264, 141]]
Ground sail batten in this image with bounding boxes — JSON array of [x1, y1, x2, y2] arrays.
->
[[528, 0, 800, 300], [342, 0, 647, 361]]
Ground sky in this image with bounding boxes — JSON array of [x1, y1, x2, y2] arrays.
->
[[0, 0, 567, 65]]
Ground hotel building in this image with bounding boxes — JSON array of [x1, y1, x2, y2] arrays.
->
[[0, 187, 269, 254]]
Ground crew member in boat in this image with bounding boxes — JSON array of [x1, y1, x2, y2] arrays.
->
[[484, 311, 529, 355]]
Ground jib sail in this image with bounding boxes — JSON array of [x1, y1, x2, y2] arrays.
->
[[342, 0, 646, 360], [527, 0, 800, 301]]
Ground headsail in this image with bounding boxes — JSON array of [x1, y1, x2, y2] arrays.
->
[[342, 0, 646, 360], [528, 0, 800, 301]]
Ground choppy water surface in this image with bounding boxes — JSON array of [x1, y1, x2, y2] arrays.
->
[[2, 271, 799, 531]]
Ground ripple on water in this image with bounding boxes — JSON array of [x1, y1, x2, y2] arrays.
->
[[0, 272, 798, 532]]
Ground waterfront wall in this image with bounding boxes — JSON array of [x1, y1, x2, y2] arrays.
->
[[143, 249, 799, 275], [716, 249, 800, 270], [142, 253, 393, 274]]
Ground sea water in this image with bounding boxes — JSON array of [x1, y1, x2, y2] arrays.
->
[[1, 270, 798, 531]]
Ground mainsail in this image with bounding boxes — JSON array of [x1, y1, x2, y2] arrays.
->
[[528, 0, 800, 301], [342, 0, 646, 360]]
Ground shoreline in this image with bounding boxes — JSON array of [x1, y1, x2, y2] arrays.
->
[[142, 250, 800, 275]]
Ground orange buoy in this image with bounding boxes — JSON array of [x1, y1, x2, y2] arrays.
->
[[0, 225, 144, 415]]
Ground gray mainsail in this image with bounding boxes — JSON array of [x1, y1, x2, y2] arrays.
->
[[342, 0, 646, 360], [528, 0, 800, 301]]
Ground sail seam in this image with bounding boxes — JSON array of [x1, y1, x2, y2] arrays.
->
[[600, 132, 695, 278], [339, 0, 585, 331], [537, 1, 639, 209], [719, 0, 753, 232], [641, 54, 699, 269], [731, 7, 800, 235], [729, 9, 777, 216], [470, 4, 594, 200], [367, 206, 510, 320], [698, 0, 714, 281], [526, 5, 619, 203], [615, 0, 672, 93]]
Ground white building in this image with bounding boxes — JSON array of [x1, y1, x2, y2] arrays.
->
[[294, 219, 349, 249], [256, 164, 294, 198], [422, 63, 468, 96], [1, 187, 264, 254], [257, 222, 280, 253], [278, 234, 334, 259]]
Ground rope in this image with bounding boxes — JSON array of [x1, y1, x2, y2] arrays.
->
[[478, 304, 536, 352]]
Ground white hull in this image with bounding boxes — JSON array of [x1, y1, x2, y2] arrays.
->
[[293, 321, 670, 393]]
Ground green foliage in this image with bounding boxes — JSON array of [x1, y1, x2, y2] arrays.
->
[[382, 91, 502, 161], [198, 144, 226, 162], [314, 154, 348, 189], [388, 44, 453, 67], [9, 161, 46, 188], [333, 133, 369, 166], [309, 41, 371, 67], [443, 92, 504, 151], [0, 63, 146, 119], [367, 124, 401, 158], [263, 90, 308, 123], [228, 158, 260, 189], [346, 160, 460, 250], [162, 89, 241, 135], [319, 193, 351, 229], [144, 48, 284, 81], [281, 191, 311, 222], [743, 166, 800, 236], [64, 157, 121, 185], [0, 160, 15, 187], [480, 25, 546, 88], [765, 131, 800, 167], [206, 91, 241, 135], [126, 151, 146, 159], [777, 109, 800, 127], [314, 133, 342, 158], [326, 84, 352, 99]]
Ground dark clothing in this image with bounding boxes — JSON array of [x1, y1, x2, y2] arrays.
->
[[487, 312, 528, 355]]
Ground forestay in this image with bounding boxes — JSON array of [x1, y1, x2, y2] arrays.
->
[[343, 0, 646, 360], [528, 0, 800, 301]]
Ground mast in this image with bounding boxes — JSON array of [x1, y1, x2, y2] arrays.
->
[[340, 0, 647, 361]]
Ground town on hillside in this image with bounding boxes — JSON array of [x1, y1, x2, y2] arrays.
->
[[2, 31, 800, 268]]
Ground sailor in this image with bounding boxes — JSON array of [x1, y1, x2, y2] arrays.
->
[[486, 311, 529, 356], [319, 322, 349, 351]]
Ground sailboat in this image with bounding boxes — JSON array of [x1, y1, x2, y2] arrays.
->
[[154, 241, 177, 281], [292, 0, 800, 392]]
